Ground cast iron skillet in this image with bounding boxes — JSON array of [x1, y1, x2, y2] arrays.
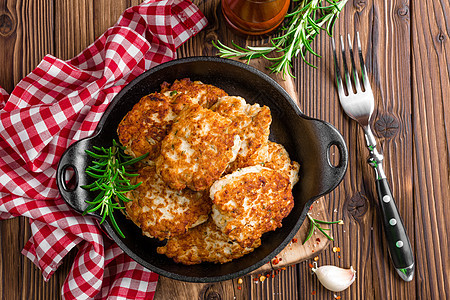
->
[[56, 57, 348, 282]]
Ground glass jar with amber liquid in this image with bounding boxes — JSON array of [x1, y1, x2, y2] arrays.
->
[[221, 0, 290, 35]]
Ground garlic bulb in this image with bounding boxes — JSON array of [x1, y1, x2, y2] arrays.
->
[[311, 263, 356, 292]]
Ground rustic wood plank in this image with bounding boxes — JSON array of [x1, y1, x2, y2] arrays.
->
[[293, 0, 416, 298], [411, 0, 450, 299], [0, 0, 18, 92]]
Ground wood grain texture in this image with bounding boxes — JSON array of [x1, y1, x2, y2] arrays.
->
[[1, 0, 450, 299], [411, 0, 450, 299]]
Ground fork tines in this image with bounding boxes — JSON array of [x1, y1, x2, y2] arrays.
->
[[331, 32, 371, 97]]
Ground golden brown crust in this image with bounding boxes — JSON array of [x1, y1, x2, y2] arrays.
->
[[246, 141, 300, 186], [117, 79, 228, 164], [117, 93, 176, 162], [210, 166, 294, 248], [156, 104, 241, 191], [124, 166, 211, 240], [211, 96, 272, 171], [157, 218, 261, 265], [161, 78, 228, 110]]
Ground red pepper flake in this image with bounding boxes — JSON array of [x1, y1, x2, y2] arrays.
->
[[279, 257, 282, 261], [335, 296, 341, 299], [316, 238, 321, 242], [253, 277, 258, 281], [237, 286, 242, 290], [281, 267, 286, 270], [311, 290, 316, 295], [309, 205, 313, 210], [338, 255, 341, 258], [309, 263, 314, 268], [312, 250, 315, 252], [292, 238, 298, 243], [272, 274, 275, 278], [272, 257, 280, 265]]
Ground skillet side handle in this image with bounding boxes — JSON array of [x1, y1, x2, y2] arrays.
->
[[312, 119, 348, 196], [56, 139, 101, 219]]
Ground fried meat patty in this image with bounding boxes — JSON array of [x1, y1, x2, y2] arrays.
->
[[124, 166, 211, 240], [210, 165, 294, 248], [117, 92, 176, 162], [156, 104, 241, 191], [246, 141, 300, 186], [161, 78, 228, 111], [211, 96, 271, 171], [157, 218, 261, 265], [117, 79, 228, 163]]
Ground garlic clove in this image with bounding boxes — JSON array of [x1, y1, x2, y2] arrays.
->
[[311, 264, 356, 292]]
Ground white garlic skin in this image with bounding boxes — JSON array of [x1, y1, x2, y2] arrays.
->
[[312, 265, 356, 292]]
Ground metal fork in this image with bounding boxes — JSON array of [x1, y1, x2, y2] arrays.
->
[[331, 33, 414, 282]]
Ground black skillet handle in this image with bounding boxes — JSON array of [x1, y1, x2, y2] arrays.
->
[[376, 177, 415, 281], [311, 119, 349, 196], [56, 137, 102, 220]]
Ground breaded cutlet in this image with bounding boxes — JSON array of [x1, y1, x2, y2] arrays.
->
[[210, 165, 294, 248], [160, 78, 228, 110], [117, 92, 176, 163], [211, 96, 272, 171], [117, 79, 228, 164], [157, 218, 261, 265], [246, 141, 300, 186], [156, 104, 241, 191], [124, 165, 211, 241]]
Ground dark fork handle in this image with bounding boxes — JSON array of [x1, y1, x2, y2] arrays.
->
[[376, 177, 415, 281]]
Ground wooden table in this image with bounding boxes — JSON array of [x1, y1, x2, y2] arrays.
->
[[1, 0, 449, 299]]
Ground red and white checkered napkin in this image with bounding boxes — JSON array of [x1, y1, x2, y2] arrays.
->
[[0, 0, 207, 298]]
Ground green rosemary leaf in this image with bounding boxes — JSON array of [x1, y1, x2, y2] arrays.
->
[[214, 0, 348, 78], [119, 152, 149, 166], [108, 206, 125, 238], [316, 225, 334, 241], [85, 149, 108, 159], [117, 192, 133, 204], [303, 218, 315, 244], [314, 219, 342, 225], [81, 139, 149, 238], [85, 170, 107, 179]]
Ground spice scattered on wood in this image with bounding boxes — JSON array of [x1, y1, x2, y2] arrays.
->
[[238, 286, 242, 290], [309, 263, 314, 268], [311, 290, 317, 295], [334, 295, 341, 299], [238, 278, 243, 284], [333, 246, 341, 253], [292, 238, 298, 243], [259, 276, 266, 282], [272, 257, 280, 265], [314, 256, 319, 261]]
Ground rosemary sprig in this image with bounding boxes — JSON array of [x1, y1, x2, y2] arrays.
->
[[213, 0, 348, 78], [81, 139, 148, 238], [303, 213, 344, 244]]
